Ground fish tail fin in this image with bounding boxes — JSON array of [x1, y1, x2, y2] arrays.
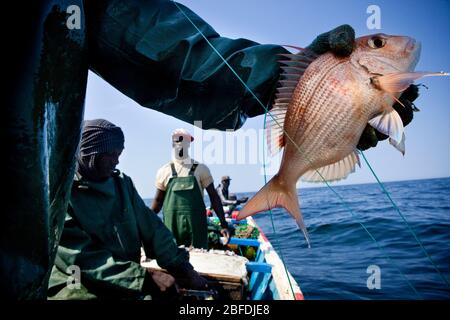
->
[[237, 175, 311, 248]]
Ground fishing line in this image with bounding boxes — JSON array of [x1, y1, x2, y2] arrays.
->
[[172, 0, 422, 298], [360, 151, 449, 288]]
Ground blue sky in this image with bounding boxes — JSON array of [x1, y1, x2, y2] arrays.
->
[[85, 0, 450, 198]]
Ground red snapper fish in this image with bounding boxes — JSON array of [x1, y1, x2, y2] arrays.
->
[[238, 33, 449, 247]]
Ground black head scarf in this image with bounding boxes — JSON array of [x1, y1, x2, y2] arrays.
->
[[77, 119, 124, 181]]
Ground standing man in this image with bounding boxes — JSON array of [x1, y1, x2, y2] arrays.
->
[[151, 129, 230, 249], [216, 176, 248, 214]]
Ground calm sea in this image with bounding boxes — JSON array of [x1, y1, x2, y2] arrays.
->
[[146, 177, 450, 299]]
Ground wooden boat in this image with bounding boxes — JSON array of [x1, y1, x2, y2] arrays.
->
[[213, 215, 304, 300], [142, 211, 304, 301]]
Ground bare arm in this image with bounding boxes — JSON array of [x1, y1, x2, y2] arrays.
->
[[206, 184, 228, 228], [206, 183, 230, 244], [151, 189, 166, 214]]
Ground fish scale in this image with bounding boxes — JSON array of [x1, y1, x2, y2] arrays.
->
[[288, 61, 355, 169]]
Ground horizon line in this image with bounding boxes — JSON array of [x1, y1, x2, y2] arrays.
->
[[142, 176, 449, 200]]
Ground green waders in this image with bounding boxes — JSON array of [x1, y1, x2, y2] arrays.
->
[[163, 163, 208, 249]]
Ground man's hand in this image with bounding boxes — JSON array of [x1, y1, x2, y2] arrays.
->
[[178, 269, 209, 290], [307, 24, 355, 57], [220, 228, 231, 244], [147, 269, 175, 292], [187, 269, 209, 290], [166, 262, 209, 290], [237, 197, 248, 204]]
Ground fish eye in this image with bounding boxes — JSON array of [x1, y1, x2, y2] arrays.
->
[[368, 36, 386, 49]]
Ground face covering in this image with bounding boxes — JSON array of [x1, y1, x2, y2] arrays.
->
[[172, 135, 191, 163]]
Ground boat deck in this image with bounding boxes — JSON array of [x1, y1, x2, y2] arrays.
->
[[141, 215, 303, 300]]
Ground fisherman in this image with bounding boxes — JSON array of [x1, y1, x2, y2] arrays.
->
[[47, 119, 208, 300], [4, 0, 419, 298], [151, 129, 230, 249], [216, 176, 248, 215]]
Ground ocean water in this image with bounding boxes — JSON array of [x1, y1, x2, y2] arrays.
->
[[243, 177, 450, 300], [146, 177, 450, 300]]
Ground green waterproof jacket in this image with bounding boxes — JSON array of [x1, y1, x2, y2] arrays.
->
[[85, 0, 285, 127], [48, 172, 189, 299]]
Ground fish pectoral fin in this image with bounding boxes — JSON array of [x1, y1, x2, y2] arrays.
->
[[374, 71, 450, 93], [301, 151, 361, 183], [266, 103, 287, 156], [389, 133, 406, 155], [369, 108, 404, 145], [371, 71, 450, 153]]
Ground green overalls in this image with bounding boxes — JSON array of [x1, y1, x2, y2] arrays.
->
[[163, 163, 208, 249]]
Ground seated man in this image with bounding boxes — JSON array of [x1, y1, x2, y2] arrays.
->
[[216, 176, 248, 214], [48, 119, 207, 300], [151, 129, 230, 249]]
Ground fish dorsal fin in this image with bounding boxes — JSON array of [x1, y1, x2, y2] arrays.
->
[[368, 107, 404, 147], [301, 151, 361, 183], [266, 49, 317, 156], [266, 103, 288, 156]]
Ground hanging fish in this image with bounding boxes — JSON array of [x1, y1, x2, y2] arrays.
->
[[238, 33, 449, 247]]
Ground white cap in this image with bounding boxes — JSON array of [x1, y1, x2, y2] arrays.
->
[[172, 128, 194, 142]]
